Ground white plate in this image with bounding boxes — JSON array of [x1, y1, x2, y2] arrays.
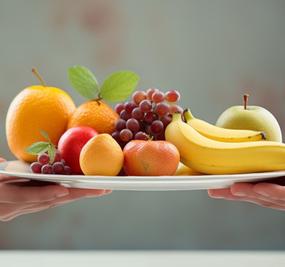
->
[[0, 161, 284, 191]]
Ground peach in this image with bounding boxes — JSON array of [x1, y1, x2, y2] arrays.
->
[[123, 140, 180, 176]]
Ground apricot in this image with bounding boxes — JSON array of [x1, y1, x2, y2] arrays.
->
[[80, 134, 123, 176]]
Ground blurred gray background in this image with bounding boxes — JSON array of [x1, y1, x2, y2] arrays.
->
[[0, 0, 285, 249]]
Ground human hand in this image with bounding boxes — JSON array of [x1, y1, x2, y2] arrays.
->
[[208, 179, 285, 211], [0, 159, 111, 221]]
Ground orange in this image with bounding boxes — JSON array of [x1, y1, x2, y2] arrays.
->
[[123, 140, 180, 176], [6, 86, 76, 162], [80, 134, 123, 176], [68, 100, 118, 134]]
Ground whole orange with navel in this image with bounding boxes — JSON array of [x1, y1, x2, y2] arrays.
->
[[6, 69, 76, 162]]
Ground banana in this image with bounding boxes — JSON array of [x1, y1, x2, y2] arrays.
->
[[175, 162, 201, 176], [183, 109, 265, 142], [165, 113, 285, 175]]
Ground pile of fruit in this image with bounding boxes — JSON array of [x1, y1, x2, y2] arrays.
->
[[5, 66, 285, 177]]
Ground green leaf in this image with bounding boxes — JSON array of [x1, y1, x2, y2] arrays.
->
[[68, 65, 99, 99], [100, 71, 140, 102], [40, 130, 51, 142], [26, 142, 50, 155], [47, 144, 56, 164]]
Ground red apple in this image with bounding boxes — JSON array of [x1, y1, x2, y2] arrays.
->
[[58, 127, 97, 174]]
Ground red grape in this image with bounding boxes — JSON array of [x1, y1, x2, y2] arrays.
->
[[146, 88, 158, 100], [156, 132, 165, 140], [120, 110, 131, 121], [41, 164, 53, 174], [139, 120, 146, 131], [115, 103, 125, 114], [125, 102, 137, 113], [152, 91, 164, 103], [161, 114, 172, 127], [150, 120, 164, 134], [114, 88, 181, 143], [120, 129, 133, 142], [144, 112, 158, 124], [30, 162, 42, 174], [132, 107, 144, 120], [54, 151, 62, 163], [154, 103, 169, 117], [64, 166, 72, 175], [169, 105, 183, 114], [139, 100, 152, 112], [132, 91, 147, 104], [134, 131, 149, 140], [53, 162, 65, 174], [165, 90, 180, 102], [37, 153, 50, 165], [145, 125, 152, 135], [111, 131, 121, 142], [115, 119, 126, 131], [126, 118, 140, 133]]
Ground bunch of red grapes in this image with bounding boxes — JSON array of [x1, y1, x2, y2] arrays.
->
[[30, 152, 72, 175], [112, 88, 182, 147]]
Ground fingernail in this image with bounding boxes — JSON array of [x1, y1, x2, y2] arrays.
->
[[255, 190, 270, 197], [233, 191, 246, 197], [84, 190, 106, 198], [56, 190, 69, 198], [209, 195, 224, 199]]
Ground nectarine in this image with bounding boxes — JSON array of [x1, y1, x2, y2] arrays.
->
[[58, 126, 97, 174], [123, 140, 180, 176]]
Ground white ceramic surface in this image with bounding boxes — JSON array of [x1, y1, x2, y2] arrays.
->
[[0, 161, 284, 191], [0, 251, 284, 267]]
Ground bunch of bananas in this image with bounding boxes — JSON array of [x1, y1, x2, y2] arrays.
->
[[166, 110, 285, 175]]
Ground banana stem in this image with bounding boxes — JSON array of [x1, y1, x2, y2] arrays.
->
[[243, 94, 249, 110], [172, 113, 183, 122], [183, 109, 194, 122], [32, 68, 47, 86]]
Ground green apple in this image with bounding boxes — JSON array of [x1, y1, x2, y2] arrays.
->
[[216, 94, 282, 142]]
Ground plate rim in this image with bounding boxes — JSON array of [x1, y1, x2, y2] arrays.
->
[[1, 160, 285, 183]]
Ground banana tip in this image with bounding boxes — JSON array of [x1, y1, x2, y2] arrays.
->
[[261, 132, 267, 140]]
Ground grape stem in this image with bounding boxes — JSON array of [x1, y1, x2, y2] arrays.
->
[[148, 135, 154, 141]]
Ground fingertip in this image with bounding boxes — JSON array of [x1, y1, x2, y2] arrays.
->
[[55, 188, 70, 198], [68, 188, 106, 198], [41, 185, 69, 198], [230, 183, 253, 196], [208, 189, 217, 197], [84, 189, 107, 198], [208, 189, 227, 198]]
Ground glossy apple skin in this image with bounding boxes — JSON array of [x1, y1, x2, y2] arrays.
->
[[58, 127, 98, 174], [216, 105, 282, 142], [123, 140, 180, 176]]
